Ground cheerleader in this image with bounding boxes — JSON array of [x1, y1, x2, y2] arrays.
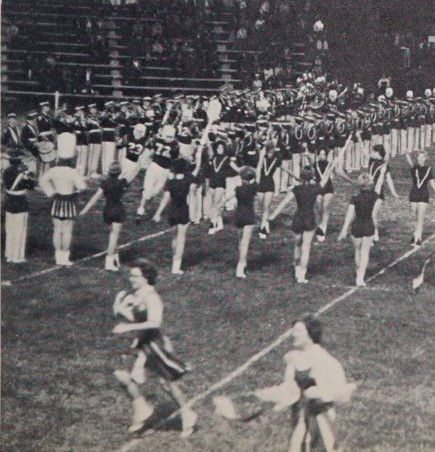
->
[[208, 140, 238, 235], [337, 167, 387, 286], [112, 259, 197, 436], [40, 157, 86, 266], [314, 148, 335, 242], [214, 166, 258, 278], [257, 142, 282, 239], [256, 314, 355, 452], [366, 144, 399, 243], [269, 136, 352, 283], [405, 149, 435, 247], [3, 151, 36, 263], [79, 161, 131, 271], [152, 154, 203, 275]]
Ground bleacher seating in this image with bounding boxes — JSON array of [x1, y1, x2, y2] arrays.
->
[[1, 0, 245, 101]]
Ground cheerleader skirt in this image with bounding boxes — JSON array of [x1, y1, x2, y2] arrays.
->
[[135, 329, 190, 382], [51, 193, 77, 220]]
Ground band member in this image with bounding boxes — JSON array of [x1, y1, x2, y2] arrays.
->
[[40, 146, 86, 266], [257, 142, 282, 239], [405, 149, 435, 247], [21, 111, 40, 176], [100, 101, 118, 175], [338, 167, 387, 286], [112, 259, 197, 436], [137, 125, 180, 217], [73, 106, 89, 176], [80, 161, 131, 271], [37, 101, 53, 134], [2, 112, 21, 150], [152, 153, 203, 275], [406, 91, 416, 153], [366, 144, 399, 243], [270, 136, 351, 283], [3, 151, 36, 263], [86, 103, 102, 177]]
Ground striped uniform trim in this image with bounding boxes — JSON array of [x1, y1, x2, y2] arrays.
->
[[51, 194, 77, 219]]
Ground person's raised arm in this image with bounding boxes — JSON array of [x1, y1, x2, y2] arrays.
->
[[79, 188, 103, 216]]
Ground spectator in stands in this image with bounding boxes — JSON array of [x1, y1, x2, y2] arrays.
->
[[123, 58, 143, 86], [89, 34, 110, 64], [252, 73, 263, 90]]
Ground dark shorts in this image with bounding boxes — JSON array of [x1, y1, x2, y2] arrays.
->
[[409, 189, 429, 203], [209, 175, 226, 189], [236, 208, 255, 228], [103, 205, 125, 224], [318, 182, 334, 196], [258, 178, 275, 193], [168, 205, 189, 226], [351, 220, 375, 238], [291, 214, 316, 234]]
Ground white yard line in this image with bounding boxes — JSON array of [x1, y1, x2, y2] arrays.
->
[[1, 229, 172, 287], [115, 232, 435, 452]]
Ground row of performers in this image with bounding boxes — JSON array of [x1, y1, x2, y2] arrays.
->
[[2, 87, 435, 180], [4, 126, 434, 288]]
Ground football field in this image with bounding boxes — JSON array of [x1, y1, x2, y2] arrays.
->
[[2, 151, 435, 452]]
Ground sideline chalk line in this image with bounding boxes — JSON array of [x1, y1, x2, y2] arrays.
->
[[115, 232, 435, 452], [1, 228, 172, 287]]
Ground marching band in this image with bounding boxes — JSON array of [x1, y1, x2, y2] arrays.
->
[[2, 74, 435, 280]]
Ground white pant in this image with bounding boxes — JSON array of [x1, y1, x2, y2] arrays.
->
[[121, 158, 139, 182], [292, 153, 302, 181], [143, 162, 169, 200], [390, 129, 399, 157], [280, 159, 291, 191], [407, 127, 415, 152], [424, 124, 432, 148], [399, 129, 407, 154], [88, 143, 102, 175], [76, 145, 88, 176], [5, 212, 28, 262], [102, 141, 116, 176], [383, 133, 391, 158], [362, 140, 370, 168]]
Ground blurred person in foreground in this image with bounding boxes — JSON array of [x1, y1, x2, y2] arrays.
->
[[112, 259, 197, 436]]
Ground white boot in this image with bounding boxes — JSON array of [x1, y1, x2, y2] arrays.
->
[[60, 251, 73, 267], [215, 216, 224, 232], [105, 255, 118, 272], [296, 267, 308, 284], [236, 263, 246, 279], [128, 397, 154, 433], [180, 407, 197, 438], [55, 251, 62, 265], [294, 265, 301, 280], [171, 258, 184, 275]]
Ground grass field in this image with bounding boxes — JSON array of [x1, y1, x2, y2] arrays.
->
[[2, 149, 435, 452]]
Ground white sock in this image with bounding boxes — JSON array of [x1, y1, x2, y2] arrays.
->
[[236, 263, 246, 278], [172, 258, 183, 274]]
